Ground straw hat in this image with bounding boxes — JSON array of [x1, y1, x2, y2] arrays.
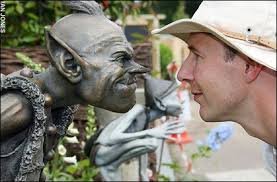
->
[[152, 1, 276, 71]]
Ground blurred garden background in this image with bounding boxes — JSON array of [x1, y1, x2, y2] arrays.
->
[[0, 1, 275, 181]]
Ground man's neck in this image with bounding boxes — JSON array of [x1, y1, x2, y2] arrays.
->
[[238, 82, 276, 147]]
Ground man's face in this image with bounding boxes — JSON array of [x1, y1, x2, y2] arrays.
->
[[177, 33, 248, 121], [53, 15, 147, 112]]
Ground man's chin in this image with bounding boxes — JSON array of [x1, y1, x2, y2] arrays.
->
[[199, 109, 223, 122]]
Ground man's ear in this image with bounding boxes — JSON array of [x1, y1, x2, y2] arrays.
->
[[244, 58, 263, 83], [44, 26, 82, 84]]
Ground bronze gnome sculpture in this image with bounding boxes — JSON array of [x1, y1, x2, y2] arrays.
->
[[0, 1, 147, 181]]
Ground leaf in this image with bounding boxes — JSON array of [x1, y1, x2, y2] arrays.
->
[[5, 1, 17, 5], [21, 36, 37, 43], [5, 7, 15, 15], [77, 159, 90, 168], [66, 165, 77, 174], [162, 162, 181, 171], [21, 22, 28, 30], [157, 174, 171, 181], [27, 13, 39, 21], [16, 3, 24, 14], [25, 1, 36, 9]]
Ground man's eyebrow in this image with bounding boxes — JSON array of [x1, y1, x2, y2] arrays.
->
[[188, 45, 206, 57], [188, 45, 200, 54]]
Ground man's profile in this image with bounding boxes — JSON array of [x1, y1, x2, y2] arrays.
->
[[153, 1, 276, 177]]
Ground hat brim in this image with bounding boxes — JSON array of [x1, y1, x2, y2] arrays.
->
[[152, 19, 276, 71]]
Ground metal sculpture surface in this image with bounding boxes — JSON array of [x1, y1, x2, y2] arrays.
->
[[85, 75, 185, 181], [0, 1, 147, 181]]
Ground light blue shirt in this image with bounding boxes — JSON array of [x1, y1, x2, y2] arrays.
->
[[263, 143, 276, 178]]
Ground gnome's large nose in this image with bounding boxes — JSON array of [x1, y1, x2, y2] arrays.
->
[[128, 60, 150, 74]]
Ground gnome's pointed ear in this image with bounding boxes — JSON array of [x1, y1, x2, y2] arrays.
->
[[44, 26, 82, 84], [45, 26, 60, 66]]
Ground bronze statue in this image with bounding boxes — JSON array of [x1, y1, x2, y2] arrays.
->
[[0, 1, 148, 181], [85, 75, 185, 181]]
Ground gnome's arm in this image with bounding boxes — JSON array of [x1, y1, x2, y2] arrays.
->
[[1, 91, 32, 139]]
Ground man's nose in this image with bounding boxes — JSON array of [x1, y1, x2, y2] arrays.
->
[[177, 56, 195, 83], [127, 60, 150, 74]]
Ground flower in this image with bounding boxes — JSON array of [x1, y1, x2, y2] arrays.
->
[[63, 155, 77, 165], [58, 144, 67, 156], [205, 123, 234, 151], [64, 136, 79, 144], [67, 123, 79, 136]]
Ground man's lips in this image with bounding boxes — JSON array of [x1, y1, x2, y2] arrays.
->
[[192, 92, 203, 101]]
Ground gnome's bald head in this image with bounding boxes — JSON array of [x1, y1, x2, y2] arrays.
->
[[47, 1, 127, 55]]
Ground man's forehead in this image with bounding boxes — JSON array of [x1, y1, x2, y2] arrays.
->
[[187, 33, 221, 51], [187, 33, 210, 45]]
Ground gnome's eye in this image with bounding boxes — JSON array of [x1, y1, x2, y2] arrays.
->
[[117, 55, 125, 63], [116, 54, 131, 65]]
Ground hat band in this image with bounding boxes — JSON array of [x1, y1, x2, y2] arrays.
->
[[221, 30, 276, 50]]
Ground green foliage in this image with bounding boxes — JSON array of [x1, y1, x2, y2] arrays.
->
[[44, 151, 69, 181], [150, 69, 161, 78], [158, 162, 203, 181], [99, 0, 153, 25], [86, 105, 97, 139], [130, 32, 149, 44], [103, 1, 138, 23], [162, 162, 182, 172], [44, 146, 99, 181], [157, 173, 171, 181], [150, 1, 187, 26], [160, 44, 173, 79], [2, 1, 71, 48], [15, 52, 45, 72], [2, 1, 153, 48], [191, 145, 212, 160], [65, 159, 99, 181]]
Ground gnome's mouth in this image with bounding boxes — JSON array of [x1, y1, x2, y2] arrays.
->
[[113, 74, 137, 98]]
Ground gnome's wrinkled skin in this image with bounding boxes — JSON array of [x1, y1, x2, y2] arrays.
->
[[85, 75, 185, 181], [0, 1, 147, 181]]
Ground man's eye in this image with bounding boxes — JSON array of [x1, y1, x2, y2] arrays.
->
[[194, 53, 202, 62]]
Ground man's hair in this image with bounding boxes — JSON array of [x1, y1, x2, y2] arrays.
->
[[63, 1, 104, 16], [223, 45, 238, 62], [209, 33, 238, 62]]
